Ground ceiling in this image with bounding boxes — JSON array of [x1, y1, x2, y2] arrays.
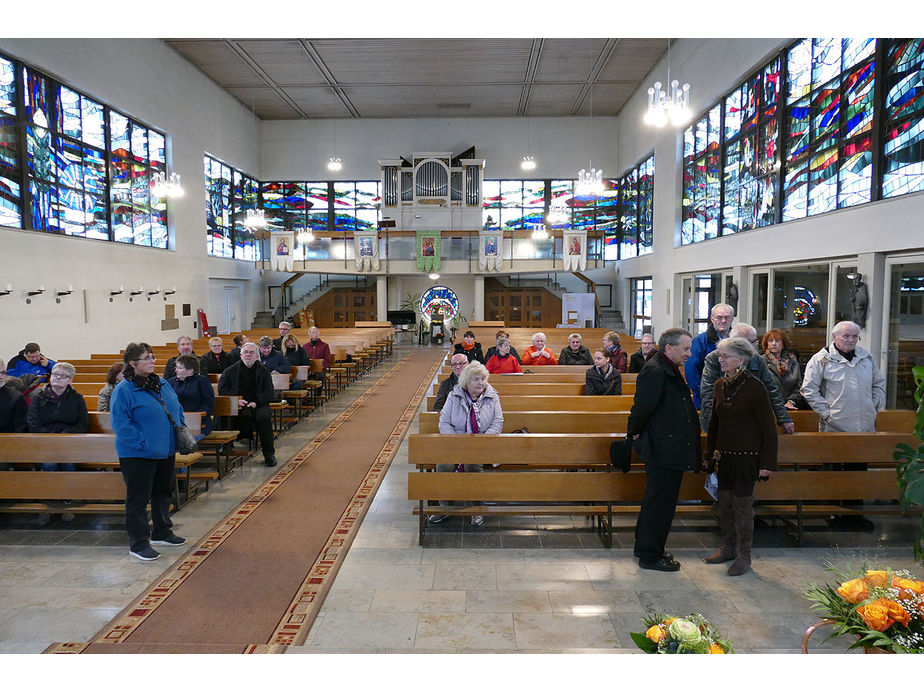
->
[[164, 38, 667, 120]]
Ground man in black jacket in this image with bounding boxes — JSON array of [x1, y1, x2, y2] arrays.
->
[[628, 333, 657, 373], [218, 343, 277, 467], [433, 354, 468, 412], [200, 337, 234, 375], [627, 328, 700, 572], [0, 358, 28, 433], [163, 335, 197, 381]]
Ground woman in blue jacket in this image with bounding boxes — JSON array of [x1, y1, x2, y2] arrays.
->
[[110, 342, 187, 561]]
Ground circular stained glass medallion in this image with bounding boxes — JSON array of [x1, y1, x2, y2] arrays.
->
[[420, 285, 459, 324]]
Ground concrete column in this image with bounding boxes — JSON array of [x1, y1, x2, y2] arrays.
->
[[856, 252, 886, 367], [376, 275, 387, 321], [473, 275, 485, 321]]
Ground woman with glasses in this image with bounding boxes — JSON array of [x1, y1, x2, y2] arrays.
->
[[27, 362, 88, 470], [110, 343, 186, 561]]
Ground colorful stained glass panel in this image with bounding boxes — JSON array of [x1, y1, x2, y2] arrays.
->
[[0, 57, 14, 116], [882, 115, 924, 198]]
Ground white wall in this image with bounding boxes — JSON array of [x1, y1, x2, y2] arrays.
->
[[0, 38, 264, 360], [262, 116, 618, 182]]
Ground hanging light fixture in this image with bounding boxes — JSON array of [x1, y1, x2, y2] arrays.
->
[[531, 224, 548, 241], [547, 204, 568, 225], [521, 155, 536, 171], [245, 208, 267, 229], [576, 86, 604, 196], [327, 156, 342, 172], [151, 171, 184, 198], [297, 229, 314, 245], [644, 38, 692, 128], [428, 272, 440, 281]]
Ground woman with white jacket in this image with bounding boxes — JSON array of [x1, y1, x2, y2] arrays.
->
[[432, 361, 503, 527]]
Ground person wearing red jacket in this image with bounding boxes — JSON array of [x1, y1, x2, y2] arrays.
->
[[302, 326, 333, 373], [485, 338, 522, 374]]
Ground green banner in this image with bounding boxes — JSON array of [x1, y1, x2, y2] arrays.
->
[[416, 230, 441, 272]]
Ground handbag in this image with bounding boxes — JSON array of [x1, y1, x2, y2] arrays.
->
[[149, 391, 198, 455]]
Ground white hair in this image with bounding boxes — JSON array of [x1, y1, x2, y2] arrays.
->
[[279, 321, 291, 329], [710, 303, 736, 318], [568, 333, 582, 342], [832, 321, 860, 336], [177, 335, 192, 345], [458, 361, 489, 389], [729, 323, 756, 340], [531, 332, 547, 344]]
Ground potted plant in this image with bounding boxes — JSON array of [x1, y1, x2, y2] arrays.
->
[[630, 611, 734, 654], [399, 291, 424, 343], [894, 365, 924, 564], [802, 564, 924, 653]]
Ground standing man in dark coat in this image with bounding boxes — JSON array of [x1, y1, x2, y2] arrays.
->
[[433, 353, 468, 412], [628, 328, 701, 572], [0, 358, 28, 433], [218, 343, 277, 467]]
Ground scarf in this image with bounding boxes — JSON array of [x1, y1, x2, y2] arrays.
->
[[465, 391, 481, 434], [461, 341, 475, 352], [123, 367, 161, 393], [718, 366, 747, 407], [834, 345, 856, 362], [764, 350, 789, 376]]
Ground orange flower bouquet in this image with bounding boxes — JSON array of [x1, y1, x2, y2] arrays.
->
[[803, 566, 924, 653], [630, 612, 734, 654]]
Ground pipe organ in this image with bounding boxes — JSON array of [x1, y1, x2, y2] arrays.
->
[[379, 151, 484, 231]]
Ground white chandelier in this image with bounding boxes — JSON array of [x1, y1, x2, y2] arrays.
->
[[245, 208, 267, 229], [327, 157, 343, 172], [644, 39, 692, 128], [547, 204, 568, 225], [531, 224, 548, 241], [151, 171, 184, 198], [297, 229, 314, 245], [520, 155, 536, 171], [576, 166, 604, 196]]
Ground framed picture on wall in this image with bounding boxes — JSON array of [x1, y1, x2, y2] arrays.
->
[[597, 285, 612, 308]]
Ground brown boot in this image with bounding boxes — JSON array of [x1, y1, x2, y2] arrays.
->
[[727, 495, 754, 576], [705, 490, 737, 564]]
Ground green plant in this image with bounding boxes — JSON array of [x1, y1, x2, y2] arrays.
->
[[894, 365, 924, 564], [629, 611, 734, 654]]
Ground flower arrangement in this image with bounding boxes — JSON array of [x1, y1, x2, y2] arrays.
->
[[803, 566, 924, 653], [629, 612, 734, 654]]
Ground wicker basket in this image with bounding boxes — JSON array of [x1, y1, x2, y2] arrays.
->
[[802, 619, 894, 653]]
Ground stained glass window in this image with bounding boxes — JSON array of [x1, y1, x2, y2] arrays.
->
[[205, 156, 232, 258], [882, 39, 924, 198], [783, 39, 876, 218], [683, 105, 721, 243], [333, 181, 380, 232], [419, 285, 460, 324], [233, 171, 261, 261], [0, 56, 20, 227], [110, 110, 164, 247], [481, 179, 545, 231]]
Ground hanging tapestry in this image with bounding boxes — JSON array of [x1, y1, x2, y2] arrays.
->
[[354, 230, 380, 271], [562, 229, 587, 271], [416, 230, 441, 272], [478, 230, 503, 272], [271, 230, 295, 271]]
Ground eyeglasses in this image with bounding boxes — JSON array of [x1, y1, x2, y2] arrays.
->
[[450, 362, 467, 368], [50, 372, 72, 379], [134, 355, 156, 362]]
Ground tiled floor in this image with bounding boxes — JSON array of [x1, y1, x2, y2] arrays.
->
[[1, 343, 922, 656]]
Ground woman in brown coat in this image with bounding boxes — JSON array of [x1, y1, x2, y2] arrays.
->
[[704, 337, 778, 576]]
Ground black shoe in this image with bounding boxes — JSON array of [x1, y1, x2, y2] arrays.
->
[[265, 456, 277, 467], [639, 557, 681, 572], [129, 545, 160, 561], [151, 533, 186, 546]]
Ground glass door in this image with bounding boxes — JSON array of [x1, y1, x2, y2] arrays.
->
[[750, 272, 769, 335], [885, 260, 924, 410], [770, 264, 830, 361]]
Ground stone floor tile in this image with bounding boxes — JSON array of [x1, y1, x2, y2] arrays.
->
[[318, 589, 375, 612], [495, 563, 593, 591], [432, 563, 497, 590], [547, 589, 644, 615], [371, 590, 466, 613], [414, 612, 516, 650], [634, 588, 739, 615], [465, 590, 552, 613], [329, 562, 435, 591], [306, 611, 419, 650], [513, 612, 622, 649]]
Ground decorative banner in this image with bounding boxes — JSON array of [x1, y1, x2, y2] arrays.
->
[[562, 229, 587, 271], [354, 230, 380, 271], [478, 230, 502, 272], [416, 230, 441, 272], [271, 230, 295, 272]]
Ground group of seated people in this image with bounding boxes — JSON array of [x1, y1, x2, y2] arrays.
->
[[447, 329, 658, 398]]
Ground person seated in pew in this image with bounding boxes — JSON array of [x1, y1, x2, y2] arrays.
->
[[110, 342, 187, 561], [229, 334, 249, 362], [168, 355, 215, 436], [163, 335, 197, 381], [433, 354, 468, 412], [602, 331, 628, 373], [6, 341, 56, 379], [704, 337, 778, 577], [483, 330, 520, 363], [218, 343, 276, 467], [629, 332, 657, 373], [760, 329, 808, 411], [302, 327, 333, 381], [452, 330, 484, 364], [257, 336, 292, 375], [200, 337, 234, 375], [27, 362, 89, 470], [431, 361, 503, 527], [521, 332, 558, 366], [485, 337, 522, 375], [96, 362, 125, 412], [280, 333, 310, 388], [585, 349, 623, 396], [272, 321, 292, 351], [0, 357, 28, 433], [558, 332, 594, 365]]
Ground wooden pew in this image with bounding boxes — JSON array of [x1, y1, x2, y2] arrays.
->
[[0, 434, 205, 513], [418, 409, 916, 434], [426, 394, 635, 411], [407, 432, 918, 546], [428, 381, 636, 397]]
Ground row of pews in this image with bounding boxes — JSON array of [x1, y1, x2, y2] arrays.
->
[[408, 357, 918, 547], [0, 327, 395, 520]]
